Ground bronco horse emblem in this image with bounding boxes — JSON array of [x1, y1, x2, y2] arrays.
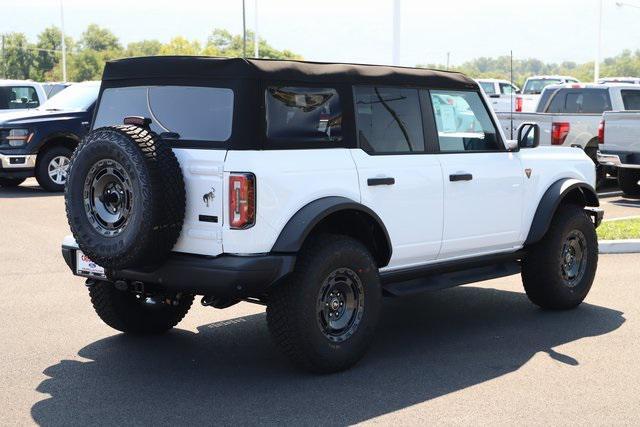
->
[[202, 188, 216, 207]]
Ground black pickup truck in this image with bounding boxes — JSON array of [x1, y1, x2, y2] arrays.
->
[[0, 81, 100, 191]]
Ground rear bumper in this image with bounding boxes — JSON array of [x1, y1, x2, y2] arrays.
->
[[61, 243, 296, 299], [597, 151, 640, 169]]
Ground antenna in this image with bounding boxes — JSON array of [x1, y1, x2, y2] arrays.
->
[[510, 49, 514, 140]]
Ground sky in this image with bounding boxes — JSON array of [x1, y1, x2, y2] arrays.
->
[[5, 0, 640, 67]]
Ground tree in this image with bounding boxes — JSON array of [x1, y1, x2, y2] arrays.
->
[[205, 29, 302, 59], [1, 33, 35, 79], [125, 40, 162, 57], [70, 50, 103, 81], [34, 26, 74, 81], [159, 37, 201, 56], [80, 24, 121, 52]]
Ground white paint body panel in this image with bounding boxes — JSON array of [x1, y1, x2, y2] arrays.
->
[[601, 111, 640, 155], [350, 149, 444, 268], [171, 148, 226, 256], [222, 149, 360, 254]]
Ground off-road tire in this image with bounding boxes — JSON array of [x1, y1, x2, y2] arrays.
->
[[618, 168, 640, 197], [267, 235, 382, 374], [35, 145, 72, 192], [522, 204, 598, 310], [0, 177, 26, 187], [65, 125, 185, 270], [89, 281, 193, 334]]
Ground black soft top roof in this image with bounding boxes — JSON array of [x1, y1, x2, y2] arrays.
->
[[102, 56, 477, 90]]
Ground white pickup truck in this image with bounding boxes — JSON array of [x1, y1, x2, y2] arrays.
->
[[498, 84, 640, 185], [517, 75, 579, 112], [598, 108, 640, 196], [0, 80, 48, 113]]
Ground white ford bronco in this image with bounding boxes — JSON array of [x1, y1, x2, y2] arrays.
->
[[61, 57, 603, 373]]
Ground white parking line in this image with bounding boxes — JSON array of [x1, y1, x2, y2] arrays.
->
[[603, 215, 640, 222]]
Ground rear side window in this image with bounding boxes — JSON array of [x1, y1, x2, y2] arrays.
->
[[94, 86, 234, 142], [552, 89, 611, 114], [523, 79, 561, 94], [430, 90, 501, 152], [536, 88, 558, 112], [354, 86, 424, 154], [0, 86, 39, 109], [479, 82, 496, 95], [500, 83, 516, 95], [621, 90, 640, 110], [265, 86, 342, 144]]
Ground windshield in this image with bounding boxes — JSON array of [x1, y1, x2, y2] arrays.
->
[[40, 83, 99, 111], [523, 79, 562, 95]]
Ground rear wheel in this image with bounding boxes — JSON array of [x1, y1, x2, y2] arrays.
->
[[267, 235, 381, 373], [522, 204, 598, 310], [89, 281, 193, 334], [0, 177, 26, 188], [36, 146, 72, 192], [618, 168, 640, 197]]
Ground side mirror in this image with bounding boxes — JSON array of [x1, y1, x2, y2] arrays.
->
[[517, 122, 540, 149]]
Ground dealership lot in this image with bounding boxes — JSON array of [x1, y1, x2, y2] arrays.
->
[[1, 179, 640, 425]]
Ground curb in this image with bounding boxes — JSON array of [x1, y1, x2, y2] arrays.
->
[[599, 239, 640, 254]]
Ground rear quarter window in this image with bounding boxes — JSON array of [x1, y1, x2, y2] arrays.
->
[[621, 90, 640, 110], [94, 86, 234, 142]]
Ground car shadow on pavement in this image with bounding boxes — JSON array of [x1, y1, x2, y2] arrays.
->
[[0, 185, 59, 199], [31, 286, 624, 426]]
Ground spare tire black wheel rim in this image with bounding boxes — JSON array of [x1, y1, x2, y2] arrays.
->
[[83, 159, 134, 237], [560, 230, 587, 287], [317, 267, 365, 343]]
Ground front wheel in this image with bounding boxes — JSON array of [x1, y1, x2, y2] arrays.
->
[[89, 281, 194, 334], [267, 235, 382, 373], [522, 204, 598, 310], [36, 146, 72, 192]]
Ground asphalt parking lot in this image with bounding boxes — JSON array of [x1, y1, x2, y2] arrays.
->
[[1, 179, 640, 425]]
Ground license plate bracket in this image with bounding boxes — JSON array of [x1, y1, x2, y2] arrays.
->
[[75, 250, 106, 279]]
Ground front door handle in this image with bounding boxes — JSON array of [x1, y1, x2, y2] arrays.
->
[[367, 177, 395, 186], [449, 173, 473, 182]]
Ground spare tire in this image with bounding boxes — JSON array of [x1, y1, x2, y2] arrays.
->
[[65, 125, 185, 270]]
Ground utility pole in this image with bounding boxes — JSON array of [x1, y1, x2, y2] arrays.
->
[[595, 0, 603, 82], [254, 0, 259, 58], [1, 35, 5, 79], [242, 0, 247, 58], [392, 0, 401, 65], [60, 0, 67, 82], [446, 52, 451, 70]]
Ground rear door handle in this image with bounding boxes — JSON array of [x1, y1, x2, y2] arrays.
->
[[367, 177, 395, 186], [449, 173, 473, 182]]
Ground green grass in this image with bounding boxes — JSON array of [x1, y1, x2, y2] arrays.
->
[[597, 218, 640, 240]]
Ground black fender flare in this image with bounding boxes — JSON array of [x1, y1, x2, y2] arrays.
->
[[271, 196, 392, 266], [525, 178, 599, 245]]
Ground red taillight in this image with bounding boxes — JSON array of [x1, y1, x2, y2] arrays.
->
[[598, 119, 605, 144], [515, 96, 523, 112], [229, 173, 256, 229], [551, 122, 570, 145]]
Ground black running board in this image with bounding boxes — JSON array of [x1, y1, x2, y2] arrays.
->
[[380, 251, 523, 297]]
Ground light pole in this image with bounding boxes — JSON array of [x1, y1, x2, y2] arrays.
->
[[254, 0, 259, 58], [392, 0, 401, 65], [60, 0, 67, 82], [595, 0, 603, 82], [242, 0, 247, 58]]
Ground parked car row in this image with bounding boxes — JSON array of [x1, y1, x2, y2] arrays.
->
[[0, 81, 100, 191]]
